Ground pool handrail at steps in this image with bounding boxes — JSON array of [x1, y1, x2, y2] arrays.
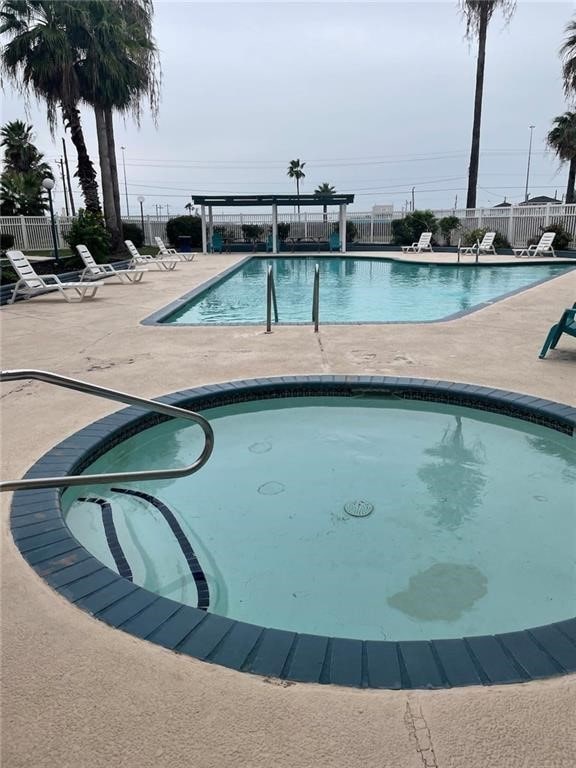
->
[[312, 262, 320, 332], [265, 264, 279, 333], [0, 369, 215, 492]]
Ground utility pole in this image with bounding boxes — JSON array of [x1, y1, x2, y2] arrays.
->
[[58, 158, 70, 216], [62, 137, 76, 215], [454, 194, 458, 211], [411, 187, 415, 211], [121, 146, 130, 215], [166, 204, 170, 217], [524, 125, 535, 203]]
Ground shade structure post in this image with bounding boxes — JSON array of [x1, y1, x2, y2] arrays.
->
[[208, 206, 214, 245], [340, 204, 347, 253], [272, 203, 278, 254], [201, 204, 207, 253]]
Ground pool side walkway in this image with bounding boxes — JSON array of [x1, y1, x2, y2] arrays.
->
[[1, 250, 575, 768]]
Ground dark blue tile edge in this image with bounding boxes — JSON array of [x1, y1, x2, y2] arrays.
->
[[8, 375, 576, 689]]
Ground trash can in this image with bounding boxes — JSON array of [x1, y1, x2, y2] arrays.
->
[[177, 235, 192, 253]]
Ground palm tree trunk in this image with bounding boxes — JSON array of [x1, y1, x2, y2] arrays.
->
[[466, 4, 489, 209], [296, 177, 300, 221], [323, 204, 327, 224], [95, 107, 120, 248], [105, 108, 123, 238], [566, 157, 576, 203], [61, 102, 101, 214]]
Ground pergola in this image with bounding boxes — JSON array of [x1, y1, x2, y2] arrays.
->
[[192, 194, 355, 254]]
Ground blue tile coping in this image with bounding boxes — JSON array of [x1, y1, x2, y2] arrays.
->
[[10, 376, 576, 689]]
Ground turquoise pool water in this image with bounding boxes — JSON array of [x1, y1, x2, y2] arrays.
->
[[161, 258, 572, 324], [63, 396, 576, 641]]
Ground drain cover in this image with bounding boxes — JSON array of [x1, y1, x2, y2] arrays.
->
[[344, 500, 374, 518]]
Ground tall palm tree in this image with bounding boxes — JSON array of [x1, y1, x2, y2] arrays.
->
[[561, 17, 576, 98], [460, 1, 515, 208], [547, 112, 576, 203], [0, 0, 101, 213], [314, 182, 336, 222], [0, 120, 52, 214], [287, 158, 306, 220]]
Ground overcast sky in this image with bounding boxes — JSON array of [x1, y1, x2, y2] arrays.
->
[[2, 0, 574, 215]]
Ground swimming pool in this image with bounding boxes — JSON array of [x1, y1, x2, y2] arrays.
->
[[13, 377, 576, 688], [153, 257, 572, 325]]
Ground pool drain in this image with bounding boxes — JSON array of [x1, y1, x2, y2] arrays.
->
[[344, 500, 374, 518]]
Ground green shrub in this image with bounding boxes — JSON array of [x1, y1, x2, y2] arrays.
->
[[122, 221, 144, 248], [0, 233, 15, 254], [165, 215, 202, 248], [332, 220, 358, 242], [65, 210, 111, 262], [462, 228, 510, 249], [528, 222, 572, 250], [438, 216, 460, 244], [391, 210, 438, 245], [277, 222, 290, 241], [242, 224, 264, 242]]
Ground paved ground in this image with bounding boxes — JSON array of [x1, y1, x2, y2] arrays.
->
[[1, 251, 575, 768]]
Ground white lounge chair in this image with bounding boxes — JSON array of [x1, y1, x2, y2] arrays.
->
[[124, 240, 179, 271], [458, 231, 497, 257], [6, 250, 101, 304], [77, 244, 146, 283], [402, 232, 433, 253], [154, 236, 195, 262], [513, 232, 556, 259]]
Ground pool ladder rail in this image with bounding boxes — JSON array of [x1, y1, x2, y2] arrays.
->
[[0, 369, 215, 492], [265, 262, 320, 333]]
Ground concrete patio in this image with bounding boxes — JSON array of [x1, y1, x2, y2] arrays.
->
[[1, 252, 575, 768]]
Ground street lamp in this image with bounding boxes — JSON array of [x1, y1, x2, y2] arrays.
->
[[42, 177, 60, 265], [121, 146, 130, 215], [137, 196, 145, 243], [524, 125, 535, 203]]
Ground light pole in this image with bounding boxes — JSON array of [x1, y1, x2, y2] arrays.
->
[[138, 196, 145, 244], [121, 146, 130, 215], [524, 125, 535, 203], [42, 177, 60, 265]]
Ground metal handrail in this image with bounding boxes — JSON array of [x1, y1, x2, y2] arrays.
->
[[312, 263, 320, 332], [0, 369, 214, 491], [265, 264, 278, 333]]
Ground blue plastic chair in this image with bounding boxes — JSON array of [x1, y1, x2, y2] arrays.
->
[[211, 232, 223, 254], [329, 232, 340, 252], [266, 233, 274, 253], [539, 303, 576, 358]]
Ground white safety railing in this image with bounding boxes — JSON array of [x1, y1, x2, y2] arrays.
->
[[2, 204, 575, 250]]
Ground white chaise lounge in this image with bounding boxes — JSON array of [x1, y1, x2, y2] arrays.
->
[[154, 236, 195, 262], [513, 232, 556, 259], [6, 250, 102, 304], [77, 244, 146, 283], [402, 232, 433, 253], [458, 231, 497, 257], [124, 240, 179, 271]]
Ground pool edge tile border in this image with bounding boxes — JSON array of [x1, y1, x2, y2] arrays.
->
[[10, 376, 576, 690]]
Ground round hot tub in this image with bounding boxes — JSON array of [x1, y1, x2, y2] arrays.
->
[[12, 377, 576, 689]]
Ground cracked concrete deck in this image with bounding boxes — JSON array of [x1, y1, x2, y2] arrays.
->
[[1, 251, 575, 768]]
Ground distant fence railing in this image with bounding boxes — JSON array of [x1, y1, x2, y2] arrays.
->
[[1, 204, 575, 250]]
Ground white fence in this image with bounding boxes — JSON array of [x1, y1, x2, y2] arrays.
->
[[2, 204, 575, 250]]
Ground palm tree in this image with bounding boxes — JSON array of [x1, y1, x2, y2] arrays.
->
[[561, 17, 576, 98], [0, 0, 101, 213], [460, 1, 516, 208], [0, 120, 53, 215], [185, 202, 194, 216], [287, 159, 306, 220], [76, 0, 160, 249], [547, 112, 576, 203], [314, 182, 336, 222]]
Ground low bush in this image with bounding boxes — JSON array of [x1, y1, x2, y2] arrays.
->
[[391, 210, 438, 245], [438, 216, 460, 245], [277, 222, 290, 241], [65, 210, 111, 262], [122, 221, 144, 248], [0, 233, 15, 255], [165, 215, 202, 248], [528, 222, 572, 250], [332, 220, 358, 242], [241, 224, 264, 242], [462, 228, 510, 249]]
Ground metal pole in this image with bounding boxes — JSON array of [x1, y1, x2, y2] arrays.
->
[[47, 188, 60, 265], [62, 137, 75, 215], [121, 146, 130, 215], [139, 200, 145, 235], [272, 203, 278, 254], [201, 204, 207, 253], [524, 125, 535, 203], [411, 187, 415, 211], [58, 158, 69, 216]]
